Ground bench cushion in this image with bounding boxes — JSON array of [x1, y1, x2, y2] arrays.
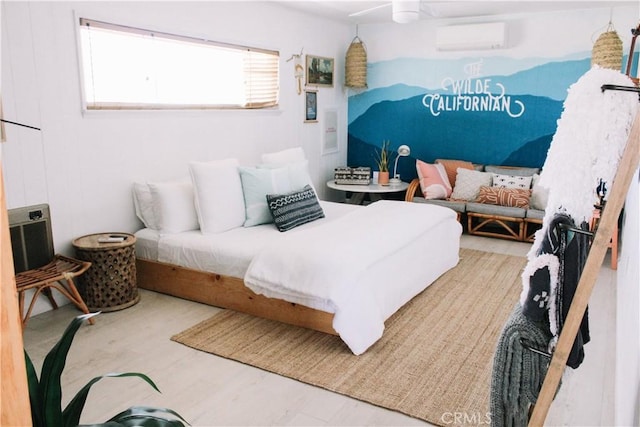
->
[[466, 202, 526, 218], [412, 197, 466, 213], [526, 208, 545, 220]]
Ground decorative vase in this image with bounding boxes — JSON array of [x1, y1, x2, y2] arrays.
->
[[378, 171, 390, 186]]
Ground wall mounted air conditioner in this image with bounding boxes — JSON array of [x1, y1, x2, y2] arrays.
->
[[436, 22, 507, 51]]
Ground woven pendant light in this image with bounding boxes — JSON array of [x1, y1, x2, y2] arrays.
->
[[591, 25, 623, 70], [345, 36, 367, 88]]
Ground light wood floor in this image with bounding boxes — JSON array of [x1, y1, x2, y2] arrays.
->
[[22, 235, 616, 426]]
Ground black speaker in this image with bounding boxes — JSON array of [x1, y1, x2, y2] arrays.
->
[[8, 204, 54, 274]]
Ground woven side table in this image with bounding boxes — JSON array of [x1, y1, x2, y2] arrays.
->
[[72, 232, 139, 312]]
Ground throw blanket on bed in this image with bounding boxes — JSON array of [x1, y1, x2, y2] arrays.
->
[[244, 200, 459, 355], [490, 304, 552, 427]]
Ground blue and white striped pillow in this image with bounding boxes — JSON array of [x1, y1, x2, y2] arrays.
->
[[266, 185, 325, 232]]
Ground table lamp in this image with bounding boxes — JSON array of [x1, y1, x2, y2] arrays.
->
[[390, 145, 410, 185]]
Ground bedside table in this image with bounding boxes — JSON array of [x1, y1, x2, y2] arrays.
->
[[72, 232, 139, 312]]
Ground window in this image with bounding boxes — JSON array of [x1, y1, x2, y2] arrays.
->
[[78, 18, 279, 110]]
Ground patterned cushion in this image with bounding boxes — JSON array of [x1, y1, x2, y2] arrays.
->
[[492, 173, 533, 190], [435, 159, 475, 188], [476, 186, 531, 209], [450, 168, 492, 201], [267, 185, 325, 232], [416, 160, 452, 200]]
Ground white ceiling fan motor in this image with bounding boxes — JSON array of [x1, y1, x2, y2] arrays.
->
[[392, 1, 421, 24]]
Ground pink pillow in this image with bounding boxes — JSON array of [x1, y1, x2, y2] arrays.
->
[[435, 159, 475, 188], [416, 160, 452, 200]]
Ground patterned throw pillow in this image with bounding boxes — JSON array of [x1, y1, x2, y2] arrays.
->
[[476, 186, 531, 209], [266, 185, 325, 232], [492, 173, 533, 190], [416, 160, 452, 199], [435, 159, 475, 188], [450, 168, 492, 201]]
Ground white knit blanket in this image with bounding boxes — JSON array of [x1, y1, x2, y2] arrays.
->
[[523, 66, 638, 355], [535, 66, 639, 242]]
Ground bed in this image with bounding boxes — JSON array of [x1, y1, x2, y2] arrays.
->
[[135, 199, 461, 354]]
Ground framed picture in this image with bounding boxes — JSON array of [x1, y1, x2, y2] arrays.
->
[[322, 108, 338, 155], [305, 90, 318, 122], [306, 55, 334, 87]]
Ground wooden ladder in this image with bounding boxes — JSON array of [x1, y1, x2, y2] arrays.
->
[[528, 109, 640, 425]]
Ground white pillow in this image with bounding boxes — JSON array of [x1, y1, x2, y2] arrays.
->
[[239, 166, 292, 227], [530, 173, 549, 210], [450, 168, 492, 201], [132, 182, 158, 230], [261, 147, 306, 165], [147, 180, 199, 233], [259, 160, 314, 192], [492, 173, 533, 190], [190, 158, 246, 234]]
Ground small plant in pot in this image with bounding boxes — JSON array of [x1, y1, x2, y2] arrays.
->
[[24, 313, 188, 427], [374, 140, 391, 185]]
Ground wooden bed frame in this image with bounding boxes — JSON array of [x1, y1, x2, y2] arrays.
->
[[136, 258, 337, 335]]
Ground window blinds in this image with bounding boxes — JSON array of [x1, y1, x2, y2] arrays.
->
[[79, 18, 279, 109]]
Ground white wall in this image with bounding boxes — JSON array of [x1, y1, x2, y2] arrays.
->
[[356, 5, 639, 66], [1, 0, 351, 311], [1, 1, 352, 241], [616, 168, 640, 426]]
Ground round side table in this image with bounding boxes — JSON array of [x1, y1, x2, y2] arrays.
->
[[326, 180, 409, 204], [72, 232, 139, 312]]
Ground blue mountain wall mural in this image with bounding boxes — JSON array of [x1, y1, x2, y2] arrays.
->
[[347, 52, 639, 182]]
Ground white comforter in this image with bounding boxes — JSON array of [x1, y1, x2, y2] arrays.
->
[[244, 200, 461, 355]]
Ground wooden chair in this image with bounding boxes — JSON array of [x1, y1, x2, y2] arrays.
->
[[15, 254, 94, 328]]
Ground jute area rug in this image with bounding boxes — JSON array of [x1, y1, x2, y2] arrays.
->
[[171, 249, 525, 426]]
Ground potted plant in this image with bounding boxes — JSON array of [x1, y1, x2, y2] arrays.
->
[[374, 140, 391, 185], [24, 313, 188, 427]]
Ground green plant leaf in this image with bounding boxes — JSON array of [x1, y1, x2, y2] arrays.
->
[[25, 313, 186, 427], [63, 373, 161, 427], [374, 140, 391, 172], [80, 406, 189, 426], [24, 350, 44, 427], [38, 313, 98, 427]]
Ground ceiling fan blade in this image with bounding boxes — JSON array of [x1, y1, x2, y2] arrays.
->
[[348, 2, 392, 18], [420, 2, 441, 18]]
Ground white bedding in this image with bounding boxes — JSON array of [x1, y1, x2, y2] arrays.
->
[[244, 200, 461, 355], [135, 199, 461, 355], [135, 201, 360, 278], [134, 228, 161, 260]]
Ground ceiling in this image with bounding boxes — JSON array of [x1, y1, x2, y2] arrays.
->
[[275, 1, 638, 24]]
